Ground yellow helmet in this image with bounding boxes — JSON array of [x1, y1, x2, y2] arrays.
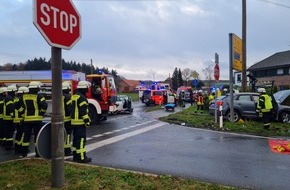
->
[[6, 85, 17, 92], [17, 86, 29, 94], [28, 81, 42, 89], [62, 81, 71, 90], [77, 81, 91, 89]]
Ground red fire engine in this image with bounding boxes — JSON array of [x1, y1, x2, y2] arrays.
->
[[0, 70, 117, 125]]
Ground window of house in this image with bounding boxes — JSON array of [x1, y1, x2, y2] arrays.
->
[[237, 73, 241, 82], [277, 68, 283, 75]]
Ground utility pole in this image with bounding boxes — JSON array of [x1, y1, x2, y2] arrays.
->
[[242, 0, 247, 92]]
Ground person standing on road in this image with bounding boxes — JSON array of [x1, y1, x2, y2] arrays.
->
[[19, 81, 47, 157], [62, 82, 73, 156], [13, 86, 29, 154], [3, 85, 17, 150], [71, 81, 92, 163], [257, 88, 273, 130], [0, 87, 7, 147], [195, 90, 204, 114]]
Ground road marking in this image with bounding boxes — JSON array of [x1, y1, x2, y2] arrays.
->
[[86, 122, 165, 152]]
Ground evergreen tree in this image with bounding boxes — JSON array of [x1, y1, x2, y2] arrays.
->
[[178, 68, 183, 87], [172, 67, 179, 91]]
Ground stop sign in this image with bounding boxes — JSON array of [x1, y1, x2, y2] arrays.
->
[[33, 0, 81, 50], [214, 63, 220, 81]]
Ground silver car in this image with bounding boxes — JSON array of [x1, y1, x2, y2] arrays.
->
[[209, 93, 260, 122], [273, 90, 290, 123]]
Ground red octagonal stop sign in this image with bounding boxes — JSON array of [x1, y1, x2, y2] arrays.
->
[[33, 0, 81, 50], [214, 63, 220, 81]]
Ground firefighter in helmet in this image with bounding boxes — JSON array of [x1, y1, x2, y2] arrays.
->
[[71, 81, 92, 163], [62, 81, 73, 156], [0, 87, 7, 146], [19, 81, 47, 157], [13, 86, 29, 154], [195, 90, 204, 114], [257, 88, 273, 130], [3, 85, 17, 150]]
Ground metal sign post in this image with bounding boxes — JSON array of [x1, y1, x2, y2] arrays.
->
[[51, 47, 64, 187]]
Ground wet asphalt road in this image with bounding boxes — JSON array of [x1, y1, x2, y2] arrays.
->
[[1, 101, 290, 190]]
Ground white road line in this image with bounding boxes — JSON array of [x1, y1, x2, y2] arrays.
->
[[92, 134, 104, 138], [86, 122, 165, 152]]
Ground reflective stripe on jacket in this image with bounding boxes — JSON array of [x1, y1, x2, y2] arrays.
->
[[195, 95, 204, 105], [71, 92, 90, 126], [3, 95, 14, 121], [22, 93, 47, 122], [13, 96, 23, 124], [63, 93, 72, 122], [0, 96, 5, 119]]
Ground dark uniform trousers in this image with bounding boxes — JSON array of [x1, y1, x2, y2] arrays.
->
[[22, 121, 43, 156], [72, 125, 87, 161]]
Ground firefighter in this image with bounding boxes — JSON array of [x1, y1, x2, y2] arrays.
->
[[19, 81, 47, 157], [13, 86, 29, 154], [195, 90, 204, 114], [0, 87, 7, 146], [257, 88, 273, 130], [71, 81, 92, 163], [3, 85, 17, 150], [62, 82, 73, 156]]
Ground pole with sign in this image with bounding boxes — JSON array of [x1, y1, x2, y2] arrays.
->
[[229, 33, 242, 123], [214, 53, 219, 123], [33, 0, 81, 187]]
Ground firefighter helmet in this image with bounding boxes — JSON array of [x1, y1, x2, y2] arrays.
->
[[28, 81, 42, 89], [77, 81, 91, 89], [257, 88, 266, 93], [6, 85, 17, 92], [0, 87, 7, 93], [17, 86, 29, 94], [62, 81, 71, 90]]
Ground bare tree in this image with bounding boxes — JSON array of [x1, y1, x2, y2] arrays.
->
[[181, 68, 194, 86], [202, 66, 213, 89]]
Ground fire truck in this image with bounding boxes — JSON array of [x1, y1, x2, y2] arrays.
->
[[0, 70, 117, 125]]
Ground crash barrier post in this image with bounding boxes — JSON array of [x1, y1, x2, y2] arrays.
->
[[217, 102, 223, 129]]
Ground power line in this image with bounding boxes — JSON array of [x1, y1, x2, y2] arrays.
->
[[257, 0, 290, 9]]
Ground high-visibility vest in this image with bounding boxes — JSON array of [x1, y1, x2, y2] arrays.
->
[[71, 92, 90, 126], [257, 94, 273, 112]]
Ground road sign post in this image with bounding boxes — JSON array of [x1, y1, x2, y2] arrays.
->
[[33, 0, 81, 188]]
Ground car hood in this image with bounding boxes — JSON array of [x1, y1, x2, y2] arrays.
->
[[273, 90, 290, 104]]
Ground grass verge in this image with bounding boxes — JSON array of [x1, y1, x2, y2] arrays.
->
[[159, 106, 290, 137], [0, 159, 240, 190]]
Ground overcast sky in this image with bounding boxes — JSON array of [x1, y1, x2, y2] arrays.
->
[[1, 0, 290, 81]]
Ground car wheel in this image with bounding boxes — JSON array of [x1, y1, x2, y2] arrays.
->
[[226, 110, 241, 122], [280, 111, 290, 123]]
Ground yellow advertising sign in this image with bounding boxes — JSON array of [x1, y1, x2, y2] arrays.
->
[[232, 34, 243, 72]]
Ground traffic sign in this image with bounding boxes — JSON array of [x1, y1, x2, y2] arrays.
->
[[192, 79, 199, 86], [214, 63, 220, 81], [33, 0, 81, 50], [36, 122, 67, 159]]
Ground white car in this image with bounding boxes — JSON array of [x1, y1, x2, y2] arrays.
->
[[115, 95, 133, 114]]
